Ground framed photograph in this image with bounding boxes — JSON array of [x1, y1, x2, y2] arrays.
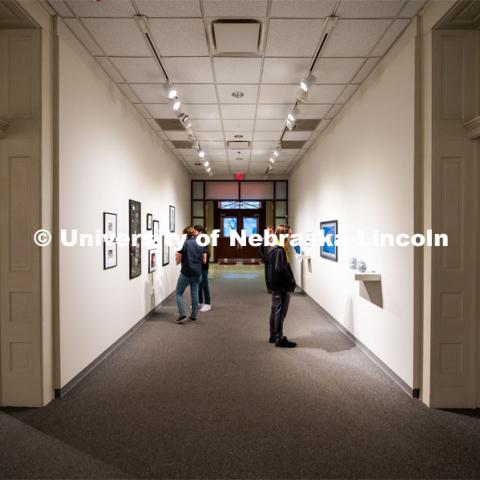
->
[[162, 235, 170, 266], [129, 199, 141, 279], [103, 212, 117, 239], [320, 220, 338, 262], [169, 205, 175, 233], [103, 212, 117, 270], [104, 242, 117, 269], [152, 219, 159, 244], [146, 213, 153, 231], [148, 249, 157, 273]]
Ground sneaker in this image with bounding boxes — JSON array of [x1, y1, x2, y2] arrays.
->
[[198, 303, 204, 308], [275, 337, 297, 348], [189, 316, 197, 322], [268, 336, 276, 344], [176, 315, 187, 324], [200, 304, 211, 312]]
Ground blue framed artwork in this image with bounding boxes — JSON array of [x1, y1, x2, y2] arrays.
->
[[320, 220, 338, 262]]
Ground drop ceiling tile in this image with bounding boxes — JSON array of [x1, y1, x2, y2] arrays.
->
[[49, 0, 74, 16], [312, 57, 365, 83], [262, 58, 311, 84], [370, 19, 410, 56], [149, 19, 209, 56], [184, 104, 220, 119], [203, 0, 268, 17], [64, 19, 103, 56], [282, 131, 312, 141], [321, 19, 391, 57], [130, 84, 166, 103], [252, 141, 278, 149], [195, 119, 223, 131], [65, 0, 135, 17], [221, 104, 257, 120], [306, 84, 345, 103], [256, 104, 291, 119], [270, 0, 335, 17], [96, 57, 124, 82], [110, 57, 166, 83], [223, 119, 255, 131], [253, 131, 282, 141], [166, 131, 190, 140], [176, 84, 218, 103], [400, 0, 427, 17], [197, 131, 224, 141], [227, 150, 250, 161], [351, 58, 379, 83], [163, 57, 214, 83], [225, 131, 253, 141], [205, 150, 228, 159], [202, 141, 226, 149], [297, 104, 331, 118], [266, 19, 325, 57], [213, 57, 262, 83], [255, 119, 285, 131], [135, 0, 202, 17], [326, 104, 343, 119], [336, 0, 404, 18], [118, 83, 140, 103], [259, 85, 299, 103], [336, 84, 359, 103], [217, 85, 259, 103], [82, 18, 151, 56], [134, 103, 152, 118], [145, 104, 177, 118]]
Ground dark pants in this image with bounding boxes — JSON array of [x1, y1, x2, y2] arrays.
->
[[198, 267, 211, 305], [269, 290, 291, 342]]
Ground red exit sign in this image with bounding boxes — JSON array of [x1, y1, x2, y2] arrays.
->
[[234, 172, 245, 180]]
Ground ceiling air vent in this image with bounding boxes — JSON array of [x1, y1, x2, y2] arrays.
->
[[171, 141, 193, 149], [227, 140, 250, 149], [155, 119, 183, 131], [281, 141, 306, 149], [211, 19, 262, 55], [294, 119, 321, 131]]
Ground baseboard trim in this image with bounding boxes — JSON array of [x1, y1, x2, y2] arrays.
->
[[303, 292, 420, 399], [54, 291, 175, 399]]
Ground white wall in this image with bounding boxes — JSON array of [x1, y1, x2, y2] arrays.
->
[[57, 20, 189, 387], [290, 21, 417, 387]]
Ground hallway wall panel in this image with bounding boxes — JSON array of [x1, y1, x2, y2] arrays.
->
[[289, 21, 417, 387], [56, 20, 189, 388]]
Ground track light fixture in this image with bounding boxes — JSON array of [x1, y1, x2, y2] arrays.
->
[[198, 149, 205, 159], [171, 99, 181, 112], [206, 167, 211, 173], [204, 161, 210, 167], [300, 73, 316, 92], [163, 82, 177, 99], [269, 157, 275, 164], [273, 149, 280, 157], [287, 107, 299, 123]]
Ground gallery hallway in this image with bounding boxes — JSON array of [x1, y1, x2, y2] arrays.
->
[[1, 265, 480, 479]]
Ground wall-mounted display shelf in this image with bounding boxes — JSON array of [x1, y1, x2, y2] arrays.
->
[[354, 272, 381, 282]]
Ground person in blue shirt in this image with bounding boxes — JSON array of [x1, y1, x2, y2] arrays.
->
[[175, 226, 207, 323]]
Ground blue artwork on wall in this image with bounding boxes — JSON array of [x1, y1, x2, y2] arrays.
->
[[320, 220, 338, 262]]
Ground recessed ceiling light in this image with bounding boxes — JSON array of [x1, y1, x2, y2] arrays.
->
[[234, 134, 243, 139], [232, 91, 244, 98]]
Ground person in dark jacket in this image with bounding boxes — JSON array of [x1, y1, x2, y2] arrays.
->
[[259, 226, 274, 290], [194, 225, 212, 312], [265, 225, 297, 348]]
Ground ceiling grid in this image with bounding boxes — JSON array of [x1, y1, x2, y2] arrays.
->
[[47, 0, 427, 178]]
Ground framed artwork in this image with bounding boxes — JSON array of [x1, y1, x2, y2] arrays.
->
[[103, 212, 117, 269], [146, 213, 153, 231], [169, 205, 175, 232], [104, 242, 117, 269], [152, 220, 159, 244], [162, 235, 170, 266], [148, 249, 157, 273], [129, 199, 141, 279], [320, 220, 338, 262]]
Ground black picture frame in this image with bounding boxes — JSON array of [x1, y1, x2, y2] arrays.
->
[[169, 205, 175, 233], [320, 220, 338, 262], [152, 220, 159, 244], [148, 248, 157, 273], [129, 199, 142, 279], [146, 213, 153, 230], [103, 212, 117, 269], [162, 235, 170, 266]]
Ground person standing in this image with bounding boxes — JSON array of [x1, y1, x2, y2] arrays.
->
[[175, 226, 206, 323], [194, 225, 212, 312], [266, 225, 297, 347], [259, 226, 274, 290]]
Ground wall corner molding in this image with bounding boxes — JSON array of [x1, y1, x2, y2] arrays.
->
[[0, 119, 9, 140], [464, 115, 480, 140]]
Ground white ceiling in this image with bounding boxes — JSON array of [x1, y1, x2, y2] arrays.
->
[[48, 0, 426, 179]]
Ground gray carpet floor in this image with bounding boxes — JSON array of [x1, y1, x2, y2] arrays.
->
[[2, 265, 480, 479]]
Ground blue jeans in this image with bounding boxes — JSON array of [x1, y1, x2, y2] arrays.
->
[[198, 267, 211, 305], [176, 273, 201, 318]]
